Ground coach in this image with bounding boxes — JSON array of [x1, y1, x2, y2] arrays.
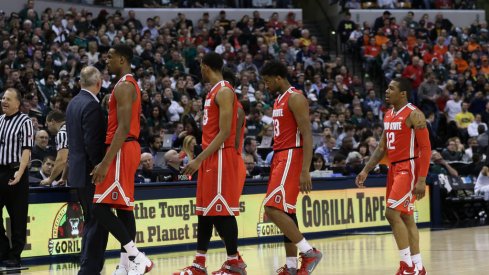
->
[[66, 66, 108, 274], [0, 88, 34, 268]]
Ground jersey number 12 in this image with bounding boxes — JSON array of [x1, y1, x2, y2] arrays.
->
[[386, 132, 395, 150]]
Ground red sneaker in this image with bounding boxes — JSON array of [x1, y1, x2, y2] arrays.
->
[[276, 264, 297, 275], [173, 262, 208, 275], [297, 248, 322, 275], [418, 266, 427, 275], [211, 255, 247, 275], [395, 261, 418, 275]]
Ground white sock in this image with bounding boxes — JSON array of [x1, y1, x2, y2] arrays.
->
[[411, 254, 423, 270], [119, 252, 129, 268], [399, 247, 413, 267], [296, 238, 313, 253], [227, 255, 239, 261], [123, 241, 139, 257], [286, 257, 297, 269]]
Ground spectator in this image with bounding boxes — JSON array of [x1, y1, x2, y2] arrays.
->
[[441, 138, 464, 161], [444, 91, 462, 122], [418, 72, 441, 117], [475, 166, 489, 199], [478, 125, 489, 149], [315, 134, 336, 164], [31, 129, 55, 162], [135, 152, 161, 183], [310, 153, 326, 172], [431, 150, 459, 177], [337, 12, 355, 44], [468, 114, 488, 137], [179, 135, 197, 166], [464, 137, 485, 162], [244, 154, 261, 179], [161, 149, 185, 181], [32, 155, 55, 182], [454, 101, 475, 134], [143, 134, 162, 161], [243, 137, 264, 165], [331, 153, 348, 175]]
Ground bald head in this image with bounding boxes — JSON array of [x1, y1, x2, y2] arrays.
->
[[80, 66, 102, 93], [140, 152, 154, 170], [164, 149, 181, 168]]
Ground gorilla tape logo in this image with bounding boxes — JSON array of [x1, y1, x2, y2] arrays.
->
[[256, 198, 283, 237], [48, 202, 84, 255]]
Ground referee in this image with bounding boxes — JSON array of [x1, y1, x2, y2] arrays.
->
[[0, 88, 34, 268]]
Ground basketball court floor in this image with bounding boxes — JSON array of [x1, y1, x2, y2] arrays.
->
[[13, 226, 489, 274]]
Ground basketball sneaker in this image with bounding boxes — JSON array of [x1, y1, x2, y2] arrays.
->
[[127, 252, 153, 275], [276, 264, 297, 275], [173, 262, 208, 275], [211, 255, 247, 275], [297, 248, 322, 275], [395, 261, 419, 275], [112, 265, 128, 275], [417, 266, 427, 275]]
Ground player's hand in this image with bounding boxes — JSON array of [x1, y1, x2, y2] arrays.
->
[[182, 158, 202, 176], [355, 170, 368, 188], [299, 170, 312, 194], [413, 179, 426, 200], [40, 178, 53, 187], [91, 162, 109, 185], [8, 170, 22, 186]]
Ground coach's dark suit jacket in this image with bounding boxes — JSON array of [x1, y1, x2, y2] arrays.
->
[[66, 89, 108, 275]]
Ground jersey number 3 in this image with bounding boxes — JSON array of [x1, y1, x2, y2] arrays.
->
[[273, 119, 280, 137], [386, 132, 395, 150]]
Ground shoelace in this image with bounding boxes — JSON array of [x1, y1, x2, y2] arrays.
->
[[276, 265, 288, 274]]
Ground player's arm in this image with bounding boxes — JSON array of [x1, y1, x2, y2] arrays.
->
[[92, 82, 136, 184], [235, 106, 245, 151], [41, 148, 68, 186], [355, 131, 387, 188], [407, 108, 431, 199], [289, 92, 313, 193], [183, 87, 235, 175]]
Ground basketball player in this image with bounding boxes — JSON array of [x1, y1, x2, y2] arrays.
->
[[355, 78, 430, 275], [260, 61, 322, 275], [174, 53, 246, 275], [90, 44, 153, 275]]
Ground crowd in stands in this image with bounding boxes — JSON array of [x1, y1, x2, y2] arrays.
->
[[5, 0, 489, 187], [338, 5, 489, 184], [339, 0, 477, 10]]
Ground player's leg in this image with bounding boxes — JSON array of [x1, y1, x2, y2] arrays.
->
[[112, 209, 137, 274], [401, 212, 426, 274], [211, 216, 247, 275], [386, 162, 417, 274], [277, 213, 299, 275]]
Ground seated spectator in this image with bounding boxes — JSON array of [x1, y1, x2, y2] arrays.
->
[[346, 151, 364, 174], [442, 138, 464, 161], [331, 154, 348, 175], [463, 137, 485, 162], [454, 101, 475, 136], [468, 114, 488, 137], [244, 154, 261, 179], [31, 155, 55, 186], [179, 135, 197, 166], [135, 153, 162, 183], [477, 125, 489, 149], [31, 130, 55, 162], [243, 137, 264, 165], [143, 134, 162, 162], [310, 153, 326, 172], [431, 150, 459, 177], [161, 149, 191, 181], [315, 134, 336, 164], [475, 166, 489, 200]]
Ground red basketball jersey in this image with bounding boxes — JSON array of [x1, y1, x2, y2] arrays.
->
[[106, 74, 141, 144], [272, 87, 303, 151], [383, 103, 418, 163], [202, 80, 238, 149]]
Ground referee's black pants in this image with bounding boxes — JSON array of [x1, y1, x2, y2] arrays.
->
[[0, 165, 29, 262]]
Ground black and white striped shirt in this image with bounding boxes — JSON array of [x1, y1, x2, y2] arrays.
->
[[0, 112, 34, 165], [55, 124, 68, 151]]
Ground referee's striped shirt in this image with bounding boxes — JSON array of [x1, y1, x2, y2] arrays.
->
[[0, 112, 34, 165], [55, 124, 68, 151]]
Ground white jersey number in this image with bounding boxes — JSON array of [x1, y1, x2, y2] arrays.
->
[[273, 119, 280, 137], [386, 132, 395, 150]]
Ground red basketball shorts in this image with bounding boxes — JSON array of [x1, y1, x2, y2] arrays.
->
[[264, 148, 303, 214], [386, 159, 419, 215], [196, 147, 243, 216], [93, 141, 140, 211]]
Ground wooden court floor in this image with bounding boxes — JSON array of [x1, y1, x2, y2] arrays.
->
[[16, 226, 489, 274]]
